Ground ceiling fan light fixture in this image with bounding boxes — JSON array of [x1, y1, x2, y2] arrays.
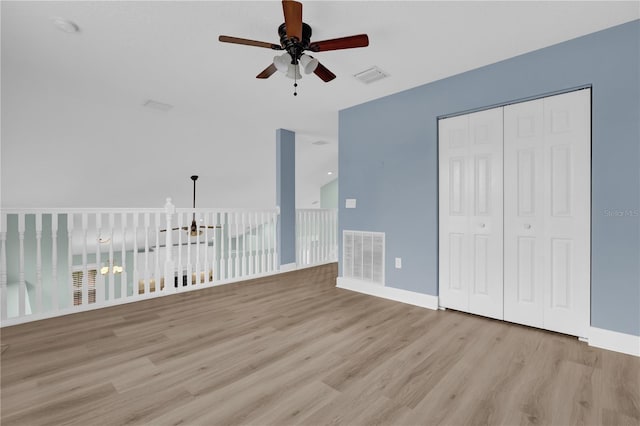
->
[[273, 52, 292, 73], [285, 64, 302, 79], [299, 54, 318, 74]]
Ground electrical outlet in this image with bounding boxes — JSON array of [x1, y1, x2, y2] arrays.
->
[[395, 257, 402, 269]]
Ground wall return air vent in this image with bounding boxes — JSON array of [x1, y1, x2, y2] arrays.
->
[[343, 230, 385, 285], [353, 66, 389, 84]]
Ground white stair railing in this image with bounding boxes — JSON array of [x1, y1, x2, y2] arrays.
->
[[0, 200, 279, 326], [296, 209, 338, 268]]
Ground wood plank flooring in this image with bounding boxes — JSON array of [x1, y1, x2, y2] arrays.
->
[[1, 263, 638, 425]]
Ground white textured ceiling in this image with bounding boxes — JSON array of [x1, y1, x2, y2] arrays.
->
[[2, 1, 638, 209]]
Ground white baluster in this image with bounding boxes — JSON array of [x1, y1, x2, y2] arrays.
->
[[320, 210, 325, 263], [241, 212, 246, 277], [204, 211, 210, 284], [95, 213, 104, 304], [308, 210, 313, 265], [176, 211, 183, 289], [51, 214, 58, 311], [209, 210, 218, 283], [18, 214, 26, 316], [212, 212, 218, 282], [35, 213, 43, 313], [131, 213, 138, 297], [204, 211, 209, 284], [304, 211, 309, 265], [302, 210, 309, 265], [154, 212, 161, 292], [234, 212, 239, 278], [327, 210, 331, 261], [0, 213, 7, 320], [67, 214, 74, 308], [326, 210, 331, 261], [295, 210, 299, 266], [304, 210, 312, 265], [260, 212, 265, 273], [195, 211, 201, 286], [304, 210, 308, 264], [316, 210, 321, 263], [331, 210, 339, 261], [108, 213, 115, 300], [227, 213, 233, 278], [219, 213, 225, 280], [186, 212, 192, 287], [252, 212, 257, 274], [164, 198, 175, 293], [81, 213, 89, 306], [272, 211, 278, 272], [249, 212, 255, 276], [143, 212, 150, 295], [325, 210, 330, 261], [266, 211, 272, 272], [313, 210, 317, 264], [302, 210, 307, 265], [121, 213, 128, 298], [297, 211, 302, 266]]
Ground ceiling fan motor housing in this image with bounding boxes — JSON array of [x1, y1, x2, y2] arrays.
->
[[278, 23, 312, 63]]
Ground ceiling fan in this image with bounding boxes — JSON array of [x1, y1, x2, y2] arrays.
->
[[161, 175, 221, 237], [218, 0, 369, 94]]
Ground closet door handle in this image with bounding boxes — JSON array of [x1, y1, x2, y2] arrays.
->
[[479, 223, 486, 228], [524, 223, 531, 229]]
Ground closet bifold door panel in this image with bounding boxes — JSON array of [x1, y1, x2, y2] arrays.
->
[[438, 107, 504, 320], [439, 88, 590, 338], [503, 89, 591, 337], [503, 98, 545, 329]]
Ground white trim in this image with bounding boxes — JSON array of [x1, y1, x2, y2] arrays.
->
[[295, 260, 337, 271], [279, 262, 297, 272], [589, 327, 640, 357], [336, 277, 438, 310]]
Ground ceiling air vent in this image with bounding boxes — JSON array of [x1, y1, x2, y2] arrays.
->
[[312, 140, 330, 146], [353, 66, 389, 84]]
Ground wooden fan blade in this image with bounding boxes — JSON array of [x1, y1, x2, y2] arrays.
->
[[308, 34, 369, 52], [257, 63, 278, 79], [313, 62, 336, 82], [282, 0, 303, 41], [199, 225, 222, 229], [160, 227, 184, 232], [219, 35, 282, 50]]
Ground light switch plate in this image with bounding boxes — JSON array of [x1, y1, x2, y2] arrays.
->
[[345, 198, 357, 209], [395, 257, 402, 269]]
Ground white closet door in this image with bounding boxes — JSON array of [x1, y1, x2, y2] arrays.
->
[[439, 113, 470, 312], [542, 89, 591, 336], [504, 89, 590, 337], [439, 107, 503, 320], [503, 98, 545, 328]]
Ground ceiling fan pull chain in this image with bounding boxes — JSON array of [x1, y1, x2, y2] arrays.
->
[[293, 75, 298, 96]]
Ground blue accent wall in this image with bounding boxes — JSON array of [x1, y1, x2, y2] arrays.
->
[[276, 128, 296, 266], [339, 20, 640, 336]]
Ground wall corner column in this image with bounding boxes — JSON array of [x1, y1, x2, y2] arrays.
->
[[276, 128, 296, 270]]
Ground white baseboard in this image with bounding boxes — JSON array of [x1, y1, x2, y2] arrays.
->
[[589, 327, 640, 357], [336, 277, 439, 310], [279, 263, 297, 272]]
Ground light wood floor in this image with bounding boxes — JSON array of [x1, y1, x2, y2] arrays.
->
[[1, 263, 638, 425]]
